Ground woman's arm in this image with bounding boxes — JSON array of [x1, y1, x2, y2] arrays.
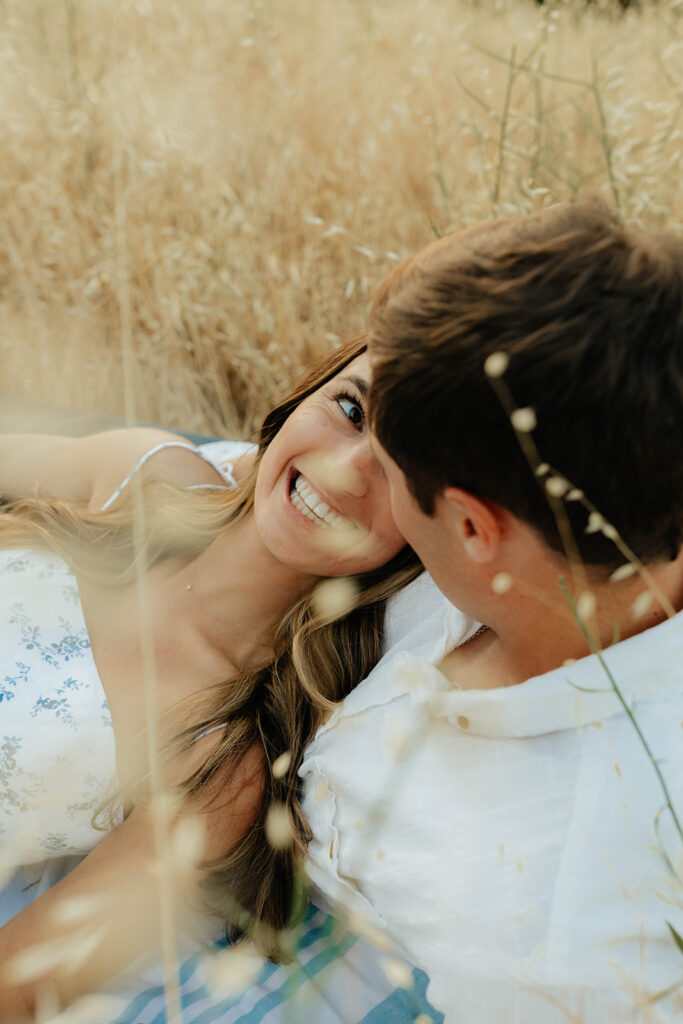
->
[[0, 745, 264, 1021], [0, 428, 228, 511], [0, 805, 182, 1021]]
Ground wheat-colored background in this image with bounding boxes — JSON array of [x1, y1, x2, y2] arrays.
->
[[1, 0, 681, 439]]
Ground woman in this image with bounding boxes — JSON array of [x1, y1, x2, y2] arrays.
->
[[0, 335, 421, 1018]]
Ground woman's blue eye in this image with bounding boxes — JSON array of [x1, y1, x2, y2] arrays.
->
[[337, 395, 364, 428]]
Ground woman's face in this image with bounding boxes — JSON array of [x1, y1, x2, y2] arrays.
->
[[253, 353, 406, 578]]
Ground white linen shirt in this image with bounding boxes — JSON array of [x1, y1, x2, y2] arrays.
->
[[301, 575, 683, 1022]]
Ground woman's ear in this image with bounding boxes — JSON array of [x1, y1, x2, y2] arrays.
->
[[442, 487, 502, 563]]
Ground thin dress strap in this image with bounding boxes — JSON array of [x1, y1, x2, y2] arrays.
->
[[100, 441, 237, 511]]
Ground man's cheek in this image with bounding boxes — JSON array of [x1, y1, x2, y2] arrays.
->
[[389, 487, 418, 541]]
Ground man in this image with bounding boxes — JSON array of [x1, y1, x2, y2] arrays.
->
[[369, 198, 682, 690], [302, 198, 683, 1021]]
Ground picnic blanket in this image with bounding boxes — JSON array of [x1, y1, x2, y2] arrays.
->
[[3, 857, 442, 1023]]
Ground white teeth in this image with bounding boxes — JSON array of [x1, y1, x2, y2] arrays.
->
[[290, 488, 323, 525], [291, 474, 352, 529]]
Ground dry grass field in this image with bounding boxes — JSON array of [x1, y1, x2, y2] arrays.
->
[[1, 0, 681, 438], [1, 4, 682, 1020]]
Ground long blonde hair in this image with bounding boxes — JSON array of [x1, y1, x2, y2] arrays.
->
[[0, 334, 422, 956]]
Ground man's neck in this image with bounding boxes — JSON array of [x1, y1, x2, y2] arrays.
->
[[439, 549, 683, 691]]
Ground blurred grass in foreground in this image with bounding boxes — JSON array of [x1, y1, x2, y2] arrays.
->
[[0, 0, 681, 437]]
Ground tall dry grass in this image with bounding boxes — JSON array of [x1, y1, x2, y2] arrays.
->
[[0, 0, 682, 437]]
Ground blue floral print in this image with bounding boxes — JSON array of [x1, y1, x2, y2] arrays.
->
[[0, 550, 119, 858]]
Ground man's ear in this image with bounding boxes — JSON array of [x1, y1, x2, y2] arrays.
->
[[441, 487, 502, 563]]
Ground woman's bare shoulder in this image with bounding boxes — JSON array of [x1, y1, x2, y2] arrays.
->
[[0, 427, 195, 509], [88, 429, 237, 511]]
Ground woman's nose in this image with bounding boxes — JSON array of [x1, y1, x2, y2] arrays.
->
[[337, 438, 377, 497]]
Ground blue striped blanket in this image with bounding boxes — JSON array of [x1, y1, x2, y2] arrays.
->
[[102, 903, 442, 1024], [1, 861, 441, 1024]]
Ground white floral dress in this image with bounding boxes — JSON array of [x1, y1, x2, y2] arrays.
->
[[0, 440, 249, 867], [0, 548, 118, 862]]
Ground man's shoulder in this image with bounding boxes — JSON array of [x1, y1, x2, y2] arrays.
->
[[383, 572, 477, 661]]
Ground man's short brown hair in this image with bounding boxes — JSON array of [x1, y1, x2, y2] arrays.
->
[[369, 198, 683, 567]]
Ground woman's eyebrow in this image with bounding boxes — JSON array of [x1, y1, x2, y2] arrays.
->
[[339, 374, 368, 397]]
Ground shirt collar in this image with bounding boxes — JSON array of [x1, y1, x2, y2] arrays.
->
[[416, 607, 683, 738], [346, 574, 682, 739]]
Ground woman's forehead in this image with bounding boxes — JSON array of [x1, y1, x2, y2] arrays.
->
[[336, 351, 371, 382]]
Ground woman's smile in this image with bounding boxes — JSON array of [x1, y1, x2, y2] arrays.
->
[[287, 470, 355, 530]]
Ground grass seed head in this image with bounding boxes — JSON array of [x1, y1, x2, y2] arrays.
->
[[484, 352, 510, 378], [348, 911, 395, 952], [585, 511, 606, 534], [265, 803, 294, 850], [576, 590, 597, 620], [381, 957, 414, 989], [271, 751, 292, 779], [202, 942, 263, 995], [510, 407, 537, 432], [491, 571, 513, 594], [313, 577, 359, 620], [632, 591, 653, 619], [545, 475, 570, 498], [610, 563, 637, 583]]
